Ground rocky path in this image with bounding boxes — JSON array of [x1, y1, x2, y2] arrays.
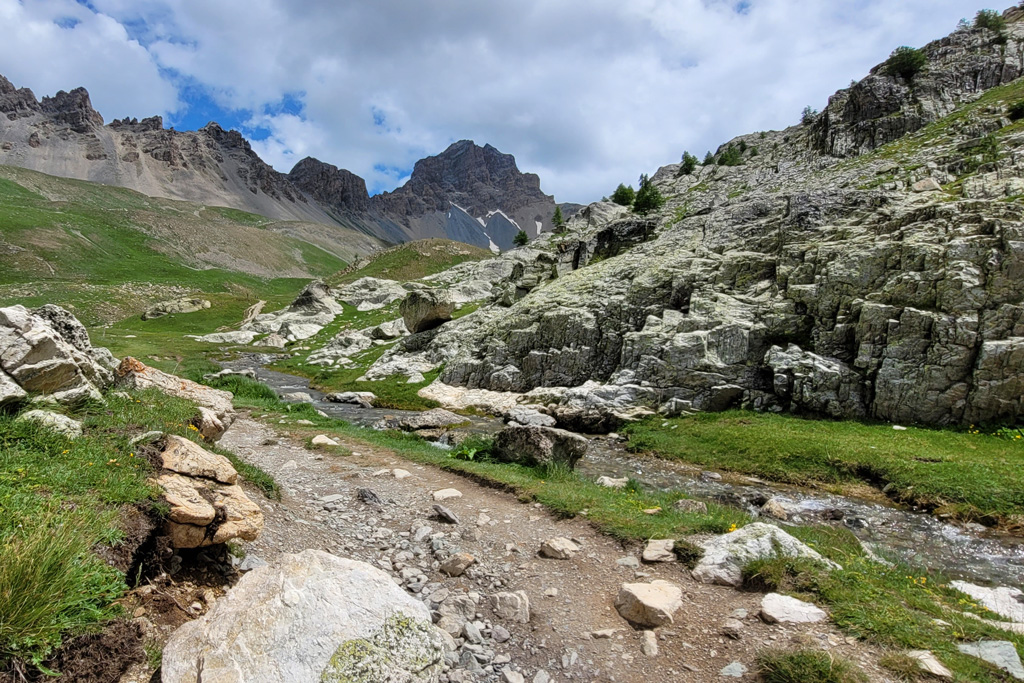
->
[[217, 414, 895, 682]]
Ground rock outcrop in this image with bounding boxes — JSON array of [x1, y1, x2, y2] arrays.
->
[[491, 424, 589, 468], [692, 523, 840, 587], [161, 550, 449, 683], [141, 297, 211, 320], [400, 289, 455, 333], [0, 304, 114, 405], [349, 12, 1024, 429], [114, 357, 236, 434], [153, 435, 263, 548]]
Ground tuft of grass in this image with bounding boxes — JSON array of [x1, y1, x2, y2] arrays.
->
[[757, 650, 867, 683], [624, 411, 1024, 523], [878, 652, 921, 681]]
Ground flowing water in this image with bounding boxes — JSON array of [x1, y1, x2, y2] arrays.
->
[[230, 357, 1024, 588]]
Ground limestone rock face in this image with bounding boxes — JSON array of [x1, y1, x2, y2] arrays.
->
[[154, 436, 262, 548], [492, 424, 588, 468], [17, 410, 83, 439], [161, 550, 449, 683], [0, 305, 111, 404], [401, 289, 455, 334], [692, 523, 840, 587], [0, 369, 26, 407], [242, 280, 344, 341]]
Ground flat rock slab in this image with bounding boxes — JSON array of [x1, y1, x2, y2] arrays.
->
[[160, 435, 237, 484], [907, 650, 953, 679], [951, 581, 1024, 623], [958, 641, 1024, 680], [759, 593, 827, 624]]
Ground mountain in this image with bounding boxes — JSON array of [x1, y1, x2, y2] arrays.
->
[[317, 7, 1024, 430], [0, 77, 557, 249]]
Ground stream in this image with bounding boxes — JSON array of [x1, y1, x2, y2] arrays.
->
[[230, 358, 1024, 588]]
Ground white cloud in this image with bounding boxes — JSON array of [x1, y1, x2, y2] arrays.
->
[[0, 0, 178, 119], [2, 0, 1001, 202]]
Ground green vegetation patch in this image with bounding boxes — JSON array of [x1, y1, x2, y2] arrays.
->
[[329, 239, 492, 286], [757, 649, 866, 683], [623, 411, 1024, 523]]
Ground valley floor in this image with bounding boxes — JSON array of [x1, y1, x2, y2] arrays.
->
[[122, 414, 896, 683]]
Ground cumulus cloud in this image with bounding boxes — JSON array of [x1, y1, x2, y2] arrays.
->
[[1, 0, 1000, 202]]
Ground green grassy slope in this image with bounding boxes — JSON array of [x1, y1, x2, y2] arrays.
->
[[328, 238, 492, 285]]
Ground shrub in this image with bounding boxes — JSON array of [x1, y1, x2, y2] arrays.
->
[[884, 46, 927, 81], [679, 151, 698, 176], [610, 183, 635, 207], [513, 230, 529, 246], [974, 9, 1006, 33], [801, 105, 818, 125], [632, 174, 665, 215], [1009, 100, 1024, 122]]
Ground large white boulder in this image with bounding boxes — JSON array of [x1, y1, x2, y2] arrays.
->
[[162, 550, 449, 683], [17, 409, 83, 439], [0, 305, 109, 404], [0, 369, 26, 407], [759, 593, 827, 624], [692, 523, 840, 587]]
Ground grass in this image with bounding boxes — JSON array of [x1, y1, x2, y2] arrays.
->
[[0, 390, 186, 665], [624, 411, 1024, 524], [757, 650, 866, 683], [328, 239, 492, 286], [0, 387, 280, 669], [0, 165, 351, 327]]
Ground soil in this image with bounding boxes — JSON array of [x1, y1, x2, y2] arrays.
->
[[111, 414, 899, 682]]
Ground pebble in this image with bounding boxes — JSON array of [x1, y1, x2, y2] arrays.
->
[[641, 630, 659, 656]]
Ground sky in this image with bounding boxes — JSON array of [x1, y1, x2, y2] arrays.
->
[[0, 0, 1002, 203]]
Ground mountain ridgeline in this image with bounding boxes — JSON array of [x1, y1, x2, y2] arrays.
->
[[0, 77, 557, 250]]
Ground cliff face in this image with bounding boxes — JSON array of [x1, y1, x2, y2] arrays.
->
[[357, 9, 1024, 430], [0, 82, 557, 249]]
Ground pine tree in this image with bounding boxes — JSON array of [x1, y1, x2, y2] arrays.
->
[[633, 174, 665, 215], [610, 183, 635, 207], [552, 205, 565, 229], [679, 151, 698, 176], [513, 230, 529, 246]]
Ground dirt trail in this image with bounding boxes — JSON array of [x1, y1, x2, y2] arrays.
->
[[202, 413, 896, 682]]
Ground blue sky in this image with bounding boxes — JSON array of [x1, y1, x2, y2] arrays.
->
[[0, 0, 1003, 201]]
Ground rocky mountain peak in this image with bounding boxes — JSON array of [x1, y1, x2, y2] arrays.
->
[[39, 86, 103, 133], [199, 122, 251, 151], [288, 157, 370, 213]]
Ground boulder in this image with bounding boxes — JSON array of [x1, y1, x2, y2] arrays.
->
[[325, 391, 376, 408], [759, 593, 827, 624], [161, 550, 449, 683], [950, 582, 1024, 623], [243, 280, 344, 339], [912, 177, 943, 193], [539, 537, 579, 560], [154, 436, 262, 548], [17, 409, 83, 438], [370, 318, 409, 340], [189, 406, 225, 441], [674, 499, 708, 514], [400, 289, 455, 334], [336, 277, 408, 310], [614, 580, 683, 627], [490, 591, 530, 623], [439, 552, 475, 577], [906, 651, 953, 679], [0, 305, 110, 404], [491, 424, 588, 468], [311, 435, 339, 447], [596, 476, 628, 489], [507, 406, 556, 427], [692, 523, 840, 587], [0, 369, 26, 407], [142, 297, 211, 320], [115, 357, 235, 428]]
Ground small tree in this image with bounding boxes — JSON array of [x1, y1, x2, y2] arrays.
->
[[610, 183, 635, 207], [801, 106, 818, 125], [884, 46, 927, 81], [632, 174, 665, 215], [552, 205, 565, 229], [513, 230, 529, 246], [974, 9, 1006, 32], [702, 151, 715, 165], [718, 145, 743, 166], [679, 151, 698, 176]]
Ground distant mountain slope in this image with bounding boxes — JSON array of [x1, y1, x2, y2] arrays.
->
[[0, 77, 559, 248]]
